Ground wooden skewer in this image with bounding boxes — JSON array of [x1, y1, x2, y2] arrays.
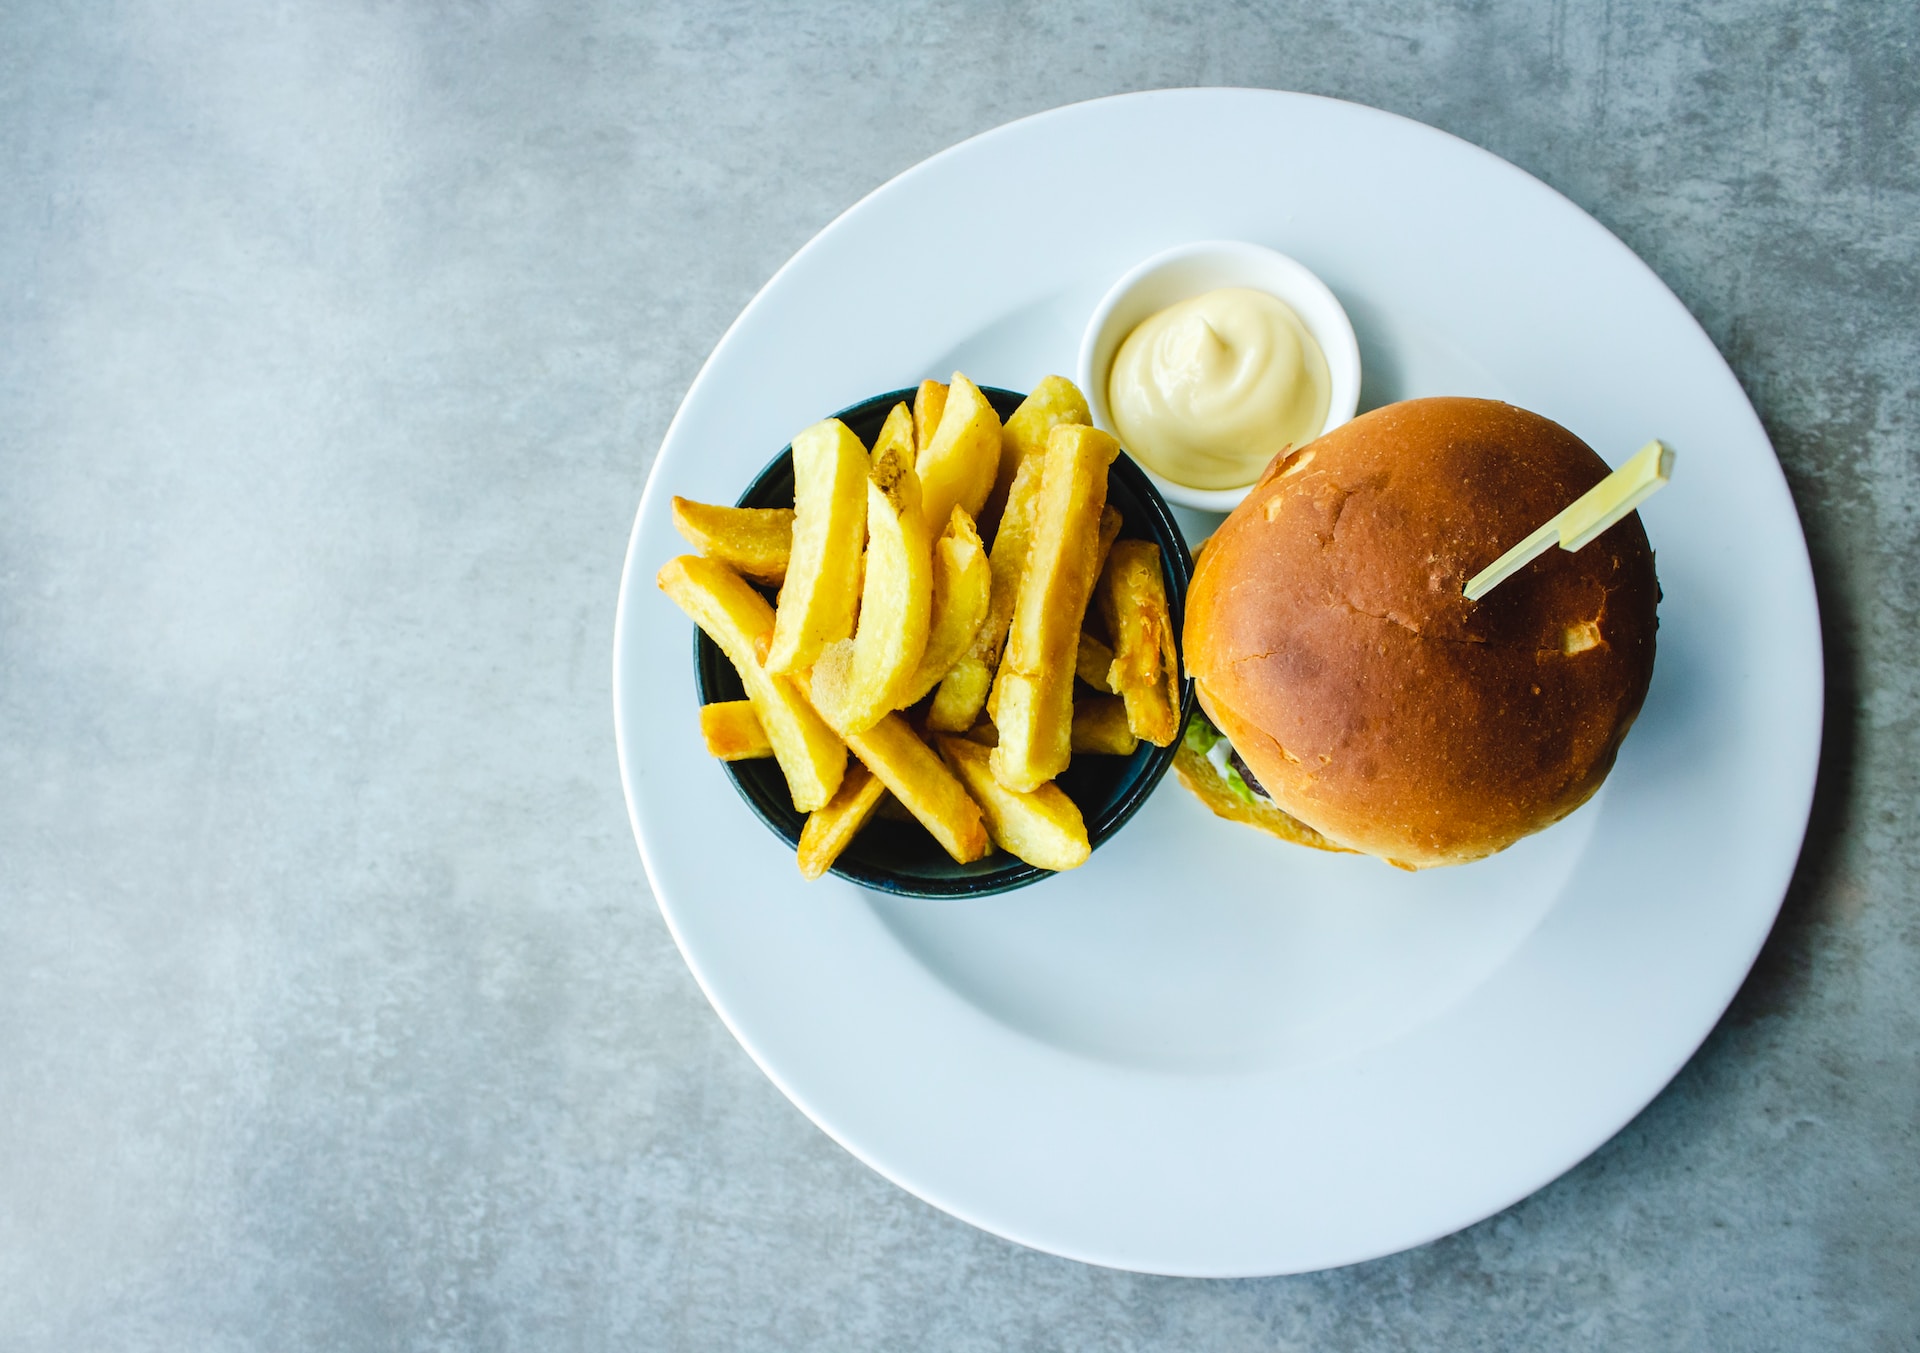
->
[[1463, 440, 1675, 602]]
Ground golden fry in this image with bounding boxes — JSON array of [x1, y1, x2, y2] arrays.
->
[[926, 654, 992, 733], [797, 667, 988, 863], [658, 555, 846, 812], [810, 405, 933, 734], [1097, 539, 1181, 746], [896, 506, 991, 708], [1076, 631, 1115, 692], [765, 418, 868, 675], [699, 700, 772, 760], [913, 379, 948, 454], [925, 450, 1045, 732], [1070, 695, 1138, 755], [915, 372, 1002, 537], [846, 713, 988, 863], [981, 452, 1048, 670], [937, 736, 1090, 872], [989, 375, 1089, 528], [989, 423, 1119, 792], [796, 761, 887, 879], [671, 498, 794, 586]]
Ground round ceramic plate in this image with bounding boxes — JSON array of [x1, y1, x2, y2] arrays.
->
[[612, 89, 1822, 1277]]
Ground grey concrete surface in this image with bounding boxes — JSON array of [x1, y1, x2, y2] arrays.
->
[[2, 0, 1915, 1348]]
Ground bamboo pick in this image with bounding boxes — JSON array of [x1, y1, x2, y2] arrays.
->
[[1463, 440, 1674, 602]]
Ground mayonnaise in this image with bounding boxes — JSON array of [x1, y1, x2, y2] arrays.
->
[[1107, 287, 1331, 491]]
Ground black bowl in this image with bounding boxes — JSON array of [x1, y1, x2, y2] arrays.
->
[[692, 386, 1195, 897]]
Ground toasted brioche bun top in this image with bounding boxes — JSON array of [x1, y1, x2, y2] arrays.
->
[[1183, 398, 1658, 868]]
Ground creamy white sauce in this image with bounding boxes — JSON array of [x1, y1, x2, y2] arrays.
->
[[1107, 287, 1330, 491]]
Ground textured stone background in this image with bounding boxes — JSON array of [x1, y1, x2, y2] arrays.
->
[[2, 1, 1915, 1348]]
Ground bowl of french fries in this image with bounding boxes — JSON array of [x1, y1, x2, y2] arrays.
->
[[658, 376, 1194, 897]]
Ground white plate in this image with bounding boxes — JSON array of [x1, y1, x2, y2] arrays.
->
[[612, 90, 1822, 1276]]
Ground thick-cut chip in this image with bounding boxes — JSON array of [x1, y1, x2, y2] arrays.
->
[[916, 372, 1002, 536], [659, 555, 846, 812], [926, 450, 1046, 732], [895, 506, 991, 708], [796, 671, 988, 863], [937, 736, 1090, 871], [671, 498, 794, 586], [988, 375, 1090, 528], [926, 655, 993, 732], [984, 452, 1050, 661], [796, 762, 887, 879], [810, 405, 933, 734], [989, 423, 1119, 791], [848, 715, 987, 863], [913, 379, 948, 454], [765, 418, 868, 675], [1071, 695, 1138, 755], [1097, 539, 1181, 746], [965, 715, 999, 747], [699, 700, 771, 760], [1076, 632, 1116, 692]]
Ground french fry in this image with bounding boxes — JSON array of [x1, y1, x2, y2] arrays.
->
[[850, 713, 988, 863], [965, 715, 999, 747], [1071, 695, 1138, 755], [913, 379, 948, 454], [926, 655, 993, 732], [765, 418, 869, 675], [925, 450, 1047, 732], [895, 505, 991, 708], [1071, 504, 1121, 691], [1097, 539, 1181, 746], [916, 372, 1002, 537], [671, 498, 794, 586], [699, 700, 771, 760], [1075, 632, 1116, 691], [983, 451, 1049, 666], [988, 375, 1089, 528], [659, 555, 846, 812], [937, 736, 1090, 872], [796, 670, 989, 863], [797, 762, 887, 879], [989, 423, 1118, 792], [810, 405, 933, 734]]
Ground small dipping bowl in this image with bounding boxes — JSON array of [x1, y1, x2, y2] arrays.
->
[[693, 386, 1195, 899], [1077, 240, 1362, 513]]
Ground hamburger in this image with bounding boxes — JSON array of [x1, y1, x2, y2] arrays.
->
[[1178, 397, 1659, 869]]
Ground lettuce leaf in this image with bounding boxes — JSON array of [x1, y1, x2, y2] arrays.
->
[[1182, 710, 1261, 807]]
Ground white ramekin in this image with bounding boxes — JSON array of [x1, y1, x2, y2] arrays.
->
[[1077, 240, 1363, 513]]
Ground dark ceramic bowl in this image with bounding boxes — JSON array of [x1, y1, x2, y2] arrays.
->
[[693, 386, 1195, 897]]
